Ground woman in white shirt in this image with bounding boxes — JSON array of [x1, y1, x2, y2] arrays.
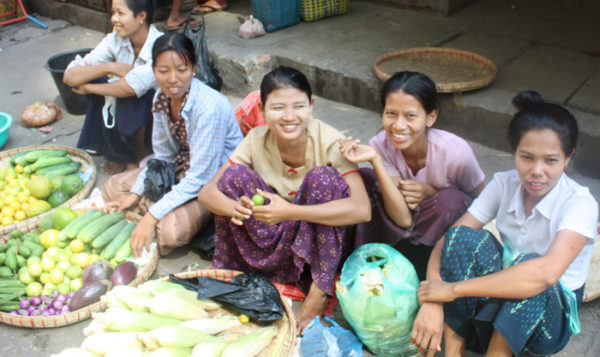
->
[[411, 90, 598, 357], [64, 0, 162, 174]]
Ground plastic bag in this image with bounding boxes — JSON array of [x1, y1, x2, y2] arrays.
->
[[335, 243, 420, 356], [301, 316, 363, 357], [183, 16, 222, 91], [169, 271, 284, 324], [235, 90, 266, 136], [190, 219, 215, 260], [143, 159, 175, 202], [238, 15, 266, 39]]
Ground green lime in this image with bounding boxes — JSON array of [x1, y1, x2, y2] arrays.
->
[[251, 193, 265, 206], [47, 190, 70, 208]]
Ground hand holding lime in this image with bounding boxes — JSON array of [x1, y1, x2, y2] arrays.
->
[[251, 193, 265, 206]]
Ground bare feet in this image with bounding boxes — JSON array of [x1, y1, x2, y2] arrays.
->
[[101, 162, 137, 175], [296, 282, 329, 336]]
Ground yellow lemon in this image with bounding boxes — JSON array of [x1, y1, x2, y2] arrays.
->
[[49, 268, 64, 285], [0, 216, 13, 226], [14, 210, 26, 221], [68, 239, 85, 254], [40, 229, 60, 248], [16, 192, 28, 203], [9, 201, 20, 211], [14, 165, 24, 174], [39, 272, 50, 285], [1, 206, 14, 218], [71, 253, 90, 268]]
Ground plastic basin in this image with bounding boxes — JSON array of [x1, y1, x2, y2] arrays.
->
[[0, 112, 12, 149], [46, 48, 93, 115]]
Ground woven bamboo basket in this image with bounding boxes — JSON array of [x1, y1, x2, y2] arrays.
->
[[0, 210, 159, 328], [374, 47, 498, 93], [0, 145, 97, 236], [163, 269, 298, 357]]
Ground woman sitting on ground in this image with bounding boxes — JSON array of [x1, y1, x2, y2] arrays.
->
[[198, 66, 371, 334], [411, 90, 598, 357], [103, 33, 243, 257], [64, 0, 161, 174], [340, 71, 485, 279]]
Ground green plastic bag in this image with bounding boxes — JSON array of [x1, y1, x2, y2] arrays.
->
[[335, 243, 420, 356]]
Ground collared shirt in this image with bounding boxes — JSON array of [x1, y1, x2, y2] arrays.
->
[[370, 128, 485, 193], [152, 90, 191, 173], [66, 25, 163, 97], [469, 169, 598, 290], [229, 119, 358, 201], [131, 77, 243, 220]]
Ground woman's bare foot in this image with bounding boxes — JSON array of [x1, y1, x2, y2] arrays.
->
[[101, 162, 137, 175], [296, 282, 329, 336]]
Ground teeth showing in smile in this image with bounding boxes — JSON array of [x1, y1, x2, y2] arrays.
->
[[393, 133, 409, 140], [283, 125, 297, 130]]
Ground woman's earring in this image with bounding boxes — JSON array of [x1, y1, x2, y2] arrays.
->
[[140, 21, 144, 24]]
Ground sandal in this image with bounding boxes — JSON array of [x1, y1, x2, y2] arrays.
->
[[164, 18, 202, 32]]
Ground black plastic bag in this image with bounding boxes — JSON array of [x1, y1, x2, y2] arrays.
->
[[190, 219, 215, 260], [169, 272, 284, 324], [143, 159, 176, 202], [183, 15, 222, 91]]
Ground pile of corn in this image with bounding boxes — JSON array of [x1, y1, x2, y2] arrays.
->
[[50, 280, 278, 357]]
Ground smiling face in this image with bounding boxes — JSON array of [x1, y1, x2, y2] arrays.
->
[[111, 0, 145, 38], [153, 50, 195, 100], [261, 87, 314, 145], [515, 129, 572, 206], [382, 90, 437, 154]]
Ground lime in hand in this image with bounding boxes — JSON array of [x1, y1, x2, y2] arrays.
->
[[251, 193, 265, 206]]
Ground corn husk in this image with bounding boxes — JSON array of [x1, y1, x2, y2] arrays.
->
[[110, 285, 153, 311], [101, 291, 130, 309], [94, 308, 181, 332], [221, 326, 278, 357], [138, 325, 215, 350], [50, 348, 98, 357], [145, 295, 208, 320], [148, 347, 192, 357], [157, 288, 222, 311], [137, 280, 186, 295], [104, 348, 145, 357], [180, 316, 242, 335], [83, 319, 107, 336], [191, 338, 230, 357], [80, 332, 143, 355]]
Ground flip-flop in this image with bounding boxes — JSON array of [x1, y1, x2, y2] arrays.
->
[[191, 4, 228, 14], [164, 18, 202, 32]]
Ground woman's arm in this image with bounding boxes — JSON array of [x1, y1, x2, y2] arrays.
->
[[252, 171, 371, 226], [63, 62, 134, 87], [71, 77, 137, 98]]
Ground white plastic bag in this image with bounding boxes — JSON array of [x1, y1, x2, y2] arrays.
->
[[238, 15, 266, 39]]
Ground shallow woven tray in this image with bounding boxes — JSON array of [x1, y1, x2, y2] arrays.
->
[[374, 47, 498, 93], [0, 145, 97, 236], [0, 210, 159, 328], [163, 269, 297, 357]]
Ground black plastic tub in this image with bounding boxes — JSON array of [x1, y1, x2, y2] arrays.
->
[[46, 48, 93, 115]]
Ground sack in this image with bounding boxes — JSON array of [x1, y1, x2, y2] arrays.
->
[[183, 17, 222, 91], [335, 243, 420, 356], [169, 271, 284, 324], [143, 159, 176, 202], [235, 90, 266, 135], [238, 15, 266, 39], [301, 316, 363, 357], [300, 0, 349, 22]]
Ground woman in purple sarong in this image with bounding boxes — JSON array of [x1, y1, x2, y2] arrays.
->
[[198, 66, 371, 334], [340, 71, 485, 279]]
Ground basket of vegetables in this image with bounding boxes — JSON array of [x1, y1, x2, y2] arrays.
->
[[0, 145, 96, 235], [0, 208, 159, 328], [50, 269, 298, 357]]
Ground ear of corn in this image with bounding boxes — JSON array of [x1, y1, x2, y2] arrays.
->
[[104, 348, 145, 357], [221, 326, 278, 357], [83, 319, 107, 336], [191, 338, 230, 357], [100, 291, 130, 310], [145, 295, 209, 321], [148, 347, 193, 357], [137, 280, 186, 295], [80, 332, 143, 355], [180, 316, 242, 335], [139, 325, 215, 350], [110, 285, 152, 312], [50, 348, 98, 357], [93, 308, 181, 332], [156, 288, 222, 311]]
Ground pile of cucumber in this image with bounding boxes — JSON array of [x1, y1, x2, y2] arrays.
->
[[11, 149, 81, 177], [0, 278, 26, 312], [59, 209, 137, 266], [0, 230, 45, 278]]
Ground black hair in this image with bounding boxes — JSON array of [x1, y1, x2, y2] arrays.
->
[[260, 66, 312, 104], [124, 0, 154, 24], [380, 71, 438, 113], [151, 33, 197, 67], [509, 90, 578, 156]]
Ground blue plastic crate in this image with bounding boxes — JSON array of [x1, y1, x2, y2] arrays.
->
[[251, 0, 301, 32]]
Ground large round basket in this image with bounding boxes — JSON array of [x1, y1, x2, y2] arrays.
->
[[163, 269, 297, 357], [374, 47, 498, 93], [0, 210, 159, 328], [583, 223, 600, 303], [0, 145, 97, 236]]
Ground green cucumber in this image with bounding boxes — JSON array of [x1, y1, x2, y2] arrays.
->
[[24, 149, 68, 163], [59, 209, 104, 240], [114, 238, 132, 263], [25, 156, 72, 173], [9, 151, 32, 166], [38, 162, 81, 177], [78, 212, 126, 243], [91, 219, 128, 249], [101, 221, 136, 260]]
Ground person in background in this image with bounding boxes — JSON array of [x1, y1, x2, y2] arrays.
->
[[165, 0, 201, 31], [198, 66, 371, 335], [191, 0, 227, 14], [63, 0, 161, 174], [411, 90, 598, 357], [340, 71, 485, 279], [103, 33, 243, 257]]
